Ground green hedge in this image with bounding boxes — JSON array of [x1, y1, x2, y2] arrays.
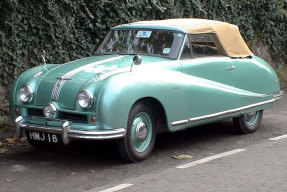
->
[[0, 0, 286, 88]]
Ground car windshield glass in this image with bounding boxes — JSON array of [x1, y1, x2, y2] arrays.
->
[[96, 29, 185, 59]]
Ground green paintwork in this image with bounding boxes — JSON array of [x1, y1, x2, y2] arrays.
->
[[10, 25, 281, 136]]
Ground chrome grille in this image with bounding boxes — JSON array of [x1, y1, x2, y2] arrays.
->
[[60, 112, 88, 123], [27, 108, 88, 123], [28, 108, 44, 117]]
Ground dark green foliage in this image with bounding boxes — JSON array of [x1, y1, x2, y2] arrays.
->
[[0, 0, 286, 88]]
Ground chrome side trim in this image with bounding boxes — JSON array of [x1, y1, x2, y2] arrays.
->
[[274, 91, 284, 101], [171, 119, 189, 126], [171, 99, 275, 126]]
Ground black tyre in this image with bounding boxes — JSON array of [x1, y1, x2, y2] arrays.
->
[[233, 110, 263, 134], [118, 102, 156, 162]]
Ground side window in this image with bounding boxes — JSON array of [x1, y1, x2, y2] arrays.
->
[[180, 38, 192, 60], [190, 34, 220, 58]]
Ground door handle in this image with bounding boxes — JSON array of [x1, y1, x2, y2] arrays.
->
[[228, 65, 236, 70]]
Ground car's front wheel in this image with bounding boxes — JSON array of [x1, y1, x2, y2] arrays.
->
[[118, 102, 156, 162], [233, 110, 263, 134]]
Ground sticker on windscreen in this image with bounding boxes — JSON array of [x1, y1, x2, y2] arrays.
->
[[136, 31, 152, 38], [163, 48, 170, 54]]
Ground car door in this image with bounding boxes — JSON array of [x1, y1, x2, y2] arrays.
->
[[180, 33, 236, 86], [179, 33, 241, 121]]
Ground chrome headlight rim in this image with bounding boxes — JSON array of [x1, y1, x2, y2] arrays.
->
[[43, 103, 57, 119], [19, 85, 34, 103], [77, 90, 94, 108]]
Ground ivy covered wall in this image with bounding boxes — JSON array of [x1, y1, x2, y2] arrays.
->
[[0, 0, 286, 88]]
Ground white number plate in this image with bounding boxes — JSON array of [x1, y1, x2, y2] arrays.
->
[[27, 131, 59, 143]]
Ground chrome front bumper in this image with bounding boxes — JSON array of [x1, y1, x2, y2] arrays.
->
[[15, 116, 126, 145]]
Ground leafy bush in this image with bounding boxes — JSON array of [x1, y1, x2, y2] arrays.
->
[[0, 0, 286, 89], [0, 116, 7, 129]]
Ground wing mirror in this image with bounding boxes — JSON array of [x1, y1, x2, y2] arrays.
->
[[130, 55, 142, 72], [38, 49, 46, 65], [133, 55, 142, 65]]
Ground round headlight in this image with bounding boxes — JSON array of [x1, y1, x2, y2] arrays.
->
[[43, 103, 57, 119], [77, 90, 93, 108], [19, 85, 34, 103]]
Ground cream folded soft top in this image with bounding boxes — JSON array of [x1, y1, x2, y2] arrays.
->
[[131, 18, 254, 58]]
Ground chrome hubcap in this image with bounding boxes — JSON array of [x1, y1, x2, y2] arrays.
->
[[244, 112, 257, 122], [247, 112, 256, 118], [135, 121, 148, 142]]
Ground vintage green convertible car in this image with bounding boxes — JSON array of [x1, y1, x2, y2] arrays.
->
[[10, 18, 283, 162]]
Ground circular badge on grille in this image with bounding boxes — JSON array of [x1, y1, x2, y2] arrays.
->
[[43, 103, 57, 119]]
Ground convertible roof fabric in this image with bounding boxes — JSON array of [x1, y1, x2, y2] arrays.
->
[[130, 18, 254, 58]]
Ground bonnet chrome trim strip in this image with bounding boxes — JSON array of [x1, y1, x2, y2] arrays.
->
[[51, 56, 124, 101]]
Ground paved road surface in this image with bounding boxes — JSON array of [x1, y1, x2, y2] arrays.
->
[[0, 94, 286, 192]]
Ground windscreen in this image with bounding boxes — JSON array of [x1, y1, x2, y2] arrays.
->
[[96, 29, 185, 59]]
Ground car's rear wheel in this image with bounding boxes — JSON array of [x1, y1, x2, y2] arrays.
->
[[233, 110, 263, 134], [118, 102, 156, 162]]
